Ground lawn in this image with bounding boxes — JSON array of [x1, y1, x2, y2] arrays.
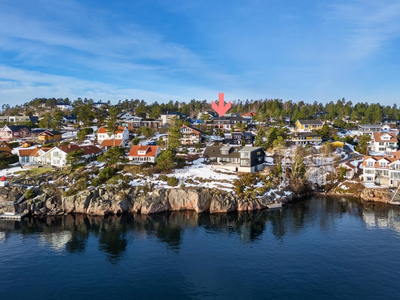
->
[[15, 167, 53, 176]]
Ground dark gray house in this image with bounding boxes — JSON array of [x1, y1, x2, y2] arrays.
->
[[203, 146, 265, 173], [223, 132, 255, 146]]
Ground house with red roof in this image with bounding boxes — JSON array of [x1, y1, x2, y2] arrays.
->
[[128, 145, 160, 164], [369, 133, 398, 153], [25, 144, 103, 167], [362, 155, 400, 187], [337, 161, 357, 179], [100, 139, 128, 150], [18, 146, 52, 165], [97, 126, 129, 144]]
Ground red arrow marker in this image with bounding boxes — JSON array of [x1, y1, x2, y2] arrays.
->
[[212, 93, 231, 117]]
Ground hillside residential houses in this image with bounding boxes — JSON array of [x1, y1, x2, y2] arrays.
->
[[223, 132, 255, 146], [369, 133, 398, 153], [160, 112, 186, 126], [295, 119, 324, 132], [97, 126, 129, 144], [0, 125, 31, 140], [38, 130, 62, 143], [203, 146, 265, 173], [0, 141, 12, 154], [363, 155, 400, 187], [128, 145, 160, 163], [179, 125, 203, 145], [291, 132, 322, 145]]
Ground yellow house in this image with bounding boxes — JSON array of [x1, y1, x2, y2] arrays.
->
[[38, 130, 62, 143], [292, 132, 322, 145], [295, 119, 323, 131]]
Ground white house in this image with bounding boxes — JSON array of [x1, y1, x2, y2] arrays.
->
[[369, 133, 398, 153], [128, 145, 160, 163], [362, 155, 400, 187], [97, 126, 129, 144]]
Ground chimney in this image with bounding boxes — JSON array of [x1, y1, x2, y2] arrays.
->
[[68, 145, 71, 149]]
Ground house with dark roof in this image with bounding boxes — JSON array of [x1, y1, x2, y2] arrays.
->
[[203, 146, 265, 173], [62, 115, 78, 124], [214, 116, 250, 131], [128, 145, 160, 163], [291, 132, 322, 145], [295, 119, 323, 131], [38, 130, 62, 143], [223, 132, 255, 146], [179, 125, 203, 145], [0, 125, 31, 140], [160, 111, 186, 126]]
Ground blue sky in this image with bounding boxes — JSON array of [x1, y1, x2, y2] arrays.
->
[[1, 0, 400, 106]]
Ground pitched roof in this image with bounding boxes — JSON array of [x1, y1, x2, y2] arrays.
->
[[362, 155, 400, 168], [203, 146, 240, 159], [19, 147, 51, 157], [0, 175, 7, 181], [98, 126, 126, 134], [57, 144, 83, 154], [372, 132, 398, 143], [128, 145, 159, 157], [391, 150, 400, 158], [180, 124, 203, 134], [100, 139, 124, 147], [38, 130, 62, 137], [296, 119, 323, 125], [80, 145, 103, 155], [242, 112, 256, 117], [2, 124, 31, 132]]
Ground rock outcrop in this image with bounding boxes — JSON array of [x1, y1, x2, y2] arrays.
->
[[1, 185, 296, 216], [360, 188, 392, 203]]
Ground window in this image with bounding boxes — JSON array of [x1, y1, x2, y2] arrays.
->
[[367, 161, 374, 167]]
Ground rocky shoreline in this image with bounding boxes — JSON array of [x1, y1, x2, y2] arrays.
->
[[0, 184, 299, 217]]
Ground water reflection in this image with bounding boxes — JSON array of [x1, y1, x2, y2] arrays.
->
[[1, 196, 400, 264]]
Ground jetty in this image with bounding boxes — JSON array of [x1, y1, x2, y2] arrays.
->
[[0, 212, 28, 221], [267, 203, 283, 209]]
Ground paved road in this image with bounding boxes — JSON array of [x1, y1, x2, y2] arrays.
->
[[342, 144, 364, 163]]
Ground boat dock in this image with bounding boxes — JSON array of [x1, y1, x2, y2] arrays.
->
[[267, 203, 283, 210], [0, 212, 28, 221]]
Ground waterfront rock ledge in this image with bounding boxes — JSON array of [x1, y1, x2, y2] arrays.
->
[[0, 186, 295, 216]]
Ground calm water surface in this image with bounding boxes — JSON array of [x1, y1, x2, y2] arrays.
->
[[1, 196, 400, 300]]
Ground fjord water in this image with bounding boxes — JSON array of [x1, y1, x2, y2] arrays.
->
[[1, 197, 400, 300]]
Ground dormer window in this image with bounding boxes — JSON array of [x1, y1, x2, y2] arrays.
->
[[367, 161, 374, 167], [380, 162, 387, 167]]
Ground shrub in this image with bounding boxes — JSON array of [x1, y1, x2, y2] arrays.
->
[[98, 167, 116, 182], [25, 189, 36, 199], [167, 176, 179, 187]]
